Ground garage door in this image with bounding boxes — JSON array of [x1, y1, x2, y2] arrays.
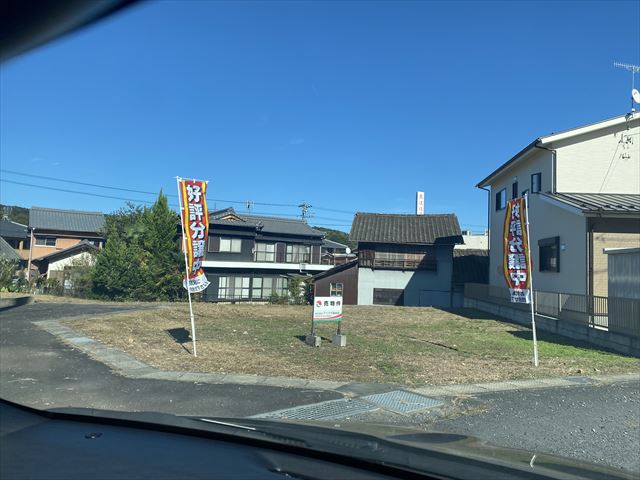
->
[[419, 290, 451, 307], [373, 288, 404, 306]]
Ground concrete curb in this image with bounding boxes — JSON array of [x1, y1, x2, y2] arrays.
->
[[0, 295, 34, 311], [35, 317, 640, 398]]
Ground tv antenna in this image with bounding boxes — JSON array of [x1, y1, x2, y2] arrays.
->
[[613, 62, 640, 112]]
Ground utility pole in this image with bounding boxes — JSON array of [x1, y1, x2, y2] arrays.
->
[[298, 203, 312, 221]]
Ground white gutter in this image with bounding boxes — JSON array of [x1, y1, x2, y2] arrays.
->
[[539, 112, 639, 145]]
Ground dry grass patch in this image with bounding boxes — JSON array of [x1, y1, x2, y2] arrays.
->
[[64, 303, 640, 386]]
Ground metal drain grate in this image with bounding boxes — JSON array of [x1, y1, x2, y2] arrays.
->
[[251, 398, 377, 421], [361, 390, 443, 414]]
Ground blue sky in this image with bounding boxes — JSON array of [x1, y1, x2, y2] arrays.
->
[[1, 0, 638, 232]]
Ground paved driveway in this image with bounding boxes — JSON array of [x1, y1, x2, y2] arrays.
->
[[0, 303, 341, 417]]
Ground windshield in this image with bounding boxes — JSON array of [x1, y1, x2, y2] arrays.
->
[[1, 0, 639, 477]]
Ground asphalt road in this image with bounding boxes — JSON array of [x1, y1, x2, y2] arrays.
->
[[348, 381, 640, 473], [2, 302, 639, 474], [0, 302, 341, 417]]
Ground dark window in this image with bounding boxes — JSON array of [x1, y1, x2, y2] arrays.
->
[[207, 236, 220, 252], [330, 282, 343, 297], [531, 173, 542, 193], [539, 236, 560, 272], [495, 189, 506, 211], [35, 236, 56, 247], [373, 288, 404, 306], [512, 181, 518, 199]]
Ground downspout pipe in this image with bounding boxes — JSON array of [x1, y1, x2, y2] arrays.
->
[[534, 144, 557, 194], [477, 186, 491, 250]]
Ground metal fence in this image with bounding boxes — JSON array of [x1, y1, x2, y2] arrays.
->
[[464, 283, 640, 339]]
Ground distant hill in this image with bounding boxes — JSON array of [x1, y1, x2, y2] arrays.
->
[[0, 204, 29, 225], [313, 226, 356, 250]]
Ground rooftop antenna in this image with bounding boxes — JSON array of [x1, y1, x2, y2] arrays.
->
[[298, 202, 312, 221], [245, 200, 253, 212], [613, 62, 640, 112]]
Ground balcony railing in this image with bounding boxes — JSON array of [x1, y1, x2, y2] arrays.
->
[[359, 258, 437, 270]]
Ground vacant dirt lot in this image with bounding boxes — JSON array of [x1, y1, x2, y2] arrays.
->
[[64, 303, 639, 386]]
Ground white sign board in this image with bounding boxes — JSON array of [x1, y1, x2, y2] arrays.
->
[[313, 296, 343, 323], [416, 191, 425, 215]]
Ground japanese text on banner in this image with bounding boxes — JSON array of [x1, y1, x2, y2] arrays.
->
[[503, 197, 531, 304], [179, 179, 210, 293]]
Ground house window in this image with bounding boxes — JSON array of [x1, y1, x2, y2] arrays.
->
[[218, 276, 250, 299], [330, 282, 344, 297], [35, 236, 56, 247], [539, 236, 560, 272], [286, 244, 310, 263], [219, 237, 242, 253], [254, 243, 275, 262], [495, 189, 506, 211], [512, 181, 518, 199], [531, 173, 541, 193], [251, 277, 288, 299]]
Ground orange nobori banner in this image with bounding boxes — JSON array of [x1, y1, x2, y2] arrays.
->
[[503, 197, 532, 303], [178, 178, 210, 293]]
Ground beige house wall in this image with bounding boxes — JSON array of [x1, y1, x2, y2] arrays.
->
[[592, 232, 640, 297], [553, 118, 640, 194]]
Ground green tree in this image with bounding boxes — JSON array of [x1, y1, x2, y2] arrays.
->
[[92, 193, 182, 301], [139, 192, 182, 300], [92, 236, 146, 300], [0, 257, 18, 290]]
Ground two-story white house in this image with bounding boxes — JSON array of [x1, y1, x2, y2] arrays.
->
[[477, 112, 640, 299]]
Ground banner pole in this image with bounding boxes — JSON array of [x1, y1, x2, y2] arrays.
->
[[176, 176, 197, 357], [524, 194, 539, 366]]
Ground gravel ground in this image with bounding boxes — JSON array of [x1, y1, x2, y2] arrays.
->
[[344, 381, 640, 473]]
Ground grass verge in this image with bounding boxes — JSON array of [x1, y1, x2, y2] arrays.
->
[[64, 303, 640, 386]]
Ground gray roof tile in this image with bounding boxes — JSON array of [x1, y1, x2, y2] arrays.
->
[[544, 192, 640, 214], [209, 209, 323, 238], [0, 219, 28, 239], [0, 236, 21, 261], [29, 207, 105, 233], [322, 239, 348, 249], [350, 213, 463, 245]]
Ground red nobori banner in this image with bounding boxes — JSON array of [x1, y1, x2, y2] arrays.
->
[[503, 197, 531, 303], [178, 179, 210, 293]]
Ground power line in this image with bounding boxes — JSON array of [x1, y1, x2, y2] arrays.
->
[[1, 169, 485, 227], [0, 179, 170, 206], [0, 179, 354, 223], [1, 168, 176, 198], [0, 168, 323, 210]]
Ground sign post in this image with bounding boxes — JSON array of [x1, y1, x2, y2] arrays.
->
[[176, 177, 211, 357], [503, 195, 539, 366], [306, 296, 345, 347]]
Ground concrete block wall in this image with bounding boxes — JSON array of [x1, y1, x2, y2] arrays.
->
[[464, 297, 640, 357]]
